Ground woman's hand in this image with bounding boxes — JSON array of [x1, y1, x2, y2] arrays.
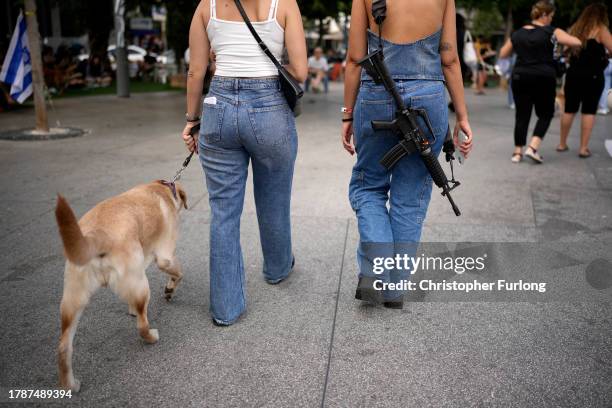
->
[[341, 121, 355, 155], [182, 122, 200, 153], [453, 119, 473, 158]]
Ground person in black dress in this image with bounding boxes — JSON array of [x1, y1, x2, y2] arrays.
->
[[558, 3, 612, 158], [499, 1, 581, 164]]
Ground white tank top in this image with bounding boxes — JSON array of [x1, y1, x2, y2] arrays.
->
[[207, 0, 284, 77]]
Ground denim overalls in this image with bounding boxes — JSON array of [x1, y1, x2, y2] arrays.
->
[[199, 77, 298, 325], [350, 30, 448, 300]]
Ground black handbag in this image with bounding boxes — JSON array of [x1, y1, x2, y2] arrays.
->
[[234, 0, 303, 115]]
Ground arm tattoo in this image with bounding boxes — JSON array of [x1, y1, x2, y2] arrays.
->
[[187, 71, 195, 77], [440, 42, 453, 52]]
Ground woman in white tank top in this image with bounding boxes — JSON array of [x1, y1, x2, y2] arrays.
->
[[181, 0, 307, 326]]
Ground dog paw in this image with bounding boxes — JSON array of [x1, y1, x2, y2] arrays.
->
[[164, 286, 175, 301], [145, 329, 159, 344], [60, 377, 81, 393], [70, 379, 81, 393], [128, 306, 137, 316]]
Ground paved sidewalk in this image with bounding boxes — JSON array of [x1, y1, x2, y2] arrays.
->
[[0, 84, 611, 407]]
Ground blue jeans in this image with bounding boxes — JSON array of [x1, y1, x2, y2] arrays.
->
[[349, 80, 447, 300], [199, 77, 298, 325], [599, 60, 612, 111]]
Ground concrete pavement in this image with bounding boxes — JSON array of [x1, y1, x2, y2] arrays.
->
[[0, 83, 611, 407]]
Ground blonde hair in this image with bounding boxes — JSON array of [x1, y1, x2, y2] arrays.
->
[[569, 3, 609, 45], [531, 1, 556, 20]]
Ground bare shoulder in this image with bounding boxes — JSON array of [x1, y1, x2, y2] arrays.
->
[[597, 25, 611, 40], [278, 0, 299, 17], [195, 0, 210, 23], [277, 0, 299, 29]]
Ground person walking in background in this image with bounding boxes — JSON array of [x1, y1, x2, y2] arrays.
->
[[499, 0, 581, 164], [496, 48, 518, 110], [598, 57, 612, 115], [475, 36, 496, 95], [182, 0, 307, 326], [341, 0, 473, 308], [558, 3, 612, 157], [456, 13, 469, 80], [448, 12, 468, 112], [463, 29, 479, 87], [307, 47, 329, 93]]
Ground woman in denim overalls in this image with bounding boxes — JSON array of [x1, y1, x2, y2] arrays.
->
[[342, 0, 474, 308], [182, 0, 307, 326]]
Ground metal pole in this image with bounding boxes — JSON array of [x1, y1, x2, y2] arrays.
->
[[114, 0, 130, 98], [24, 0, 49, 133]]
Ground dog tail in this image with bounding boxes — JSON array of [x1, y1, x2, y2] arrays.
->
[[55, 195, 96, 266]]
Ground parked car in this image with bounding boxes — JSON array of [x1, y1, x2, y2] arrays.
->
[[77, 45, 168, 68]]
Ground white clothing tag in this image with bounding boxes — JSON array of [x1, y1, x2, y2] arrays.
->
[[204, 96, 217, 105]]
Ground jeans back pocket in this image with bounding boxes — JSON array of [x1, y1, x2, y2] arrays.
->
[[247, 104, 291, 145], [360, 98, 394, 136], [201, 102, 225, 143], [408, 90, 447, 140]]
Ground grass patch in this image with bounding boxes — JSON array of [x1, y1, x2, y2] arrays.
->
[[56, 80, 182, 99]]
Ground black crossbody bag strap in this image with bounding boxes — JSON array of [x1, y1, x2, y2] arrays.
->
[[234, 0, 283, 70]]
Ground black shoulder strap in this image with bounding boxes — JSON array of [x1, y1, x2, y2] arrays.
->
[[233, 0, 283, 71]]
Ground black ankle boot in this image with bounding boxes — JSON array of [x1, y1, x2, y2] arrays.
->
[[355, 277, 382, 304], [383, 300, 404, 309]]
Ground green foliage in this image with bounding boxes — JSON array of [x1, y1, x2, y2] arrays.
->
[[58, 80, 180, 98], [166, 0, 199, 58], [472, 5, 504, 37], [297, 0, 350, 19]]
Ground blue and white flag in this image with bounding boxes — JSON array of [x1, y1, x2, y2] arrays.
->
[[0, 11, 33, 104]]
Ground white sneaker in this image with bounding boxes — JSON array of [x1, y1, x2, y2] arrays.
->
[[597, 108, 609, 115], [525, 146, 543, 164]]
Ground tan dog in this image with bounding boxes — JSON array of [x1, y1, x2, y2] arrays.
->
[[54, 181, 187, 392]]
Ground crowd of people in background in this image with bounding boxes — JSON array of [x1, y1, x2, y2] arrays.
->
[[456, 1, 611, 163], [0, 34, 169, 110], [42, 45, 112, 94]]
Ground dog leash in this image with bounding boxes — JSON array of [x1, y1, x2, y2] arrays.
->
[[171, 123, 201, 183], [161, 124, 201, 199]]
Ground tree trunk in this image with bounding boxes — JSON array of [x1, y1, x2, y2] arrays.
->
[[114, 0, 129, 98], [24, 0, 49, 133]]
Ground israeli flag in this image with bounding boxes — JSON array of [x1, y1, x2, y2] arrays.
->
[[0, 11, 33, 104]]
